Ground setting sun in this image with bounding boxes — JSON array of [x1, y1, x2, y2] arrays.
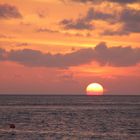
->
[[86, 83, 104, 96]]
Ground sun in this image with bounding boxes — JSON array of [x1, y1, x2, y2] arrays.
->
[[86, 83, 104, 96]]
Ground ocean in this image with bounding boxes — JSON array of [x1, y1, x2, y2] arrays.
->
[[0, 95, 139, 140]]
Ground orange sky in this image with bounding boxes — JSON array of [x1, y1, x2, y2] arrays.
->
[[0, 0, 140, 95]]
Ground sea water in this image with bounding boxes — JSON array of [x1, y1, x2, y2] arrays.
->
[[0, 95, 139, 140]]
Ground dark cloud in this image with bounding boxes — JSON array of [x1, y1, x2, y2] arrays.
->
[[0, 48, 6, 60], [0, 42, 140, 68], [102, 8, 140, 35], [0, 4, 22, 19], [15, 43, 29, 47], [120, 8, 140, 33], [60, 8, 114, 30], [60, 18, 94, 30], [60, 8, 95, 30], [36, 27, 88, 37], [84, 8, 114, 22], [36, 28, 59, 33], [7, 48, 94, 68], [109, 0, 140, 4], [62, 1, 140, 34], [94, 42, 140, 66], [69, 0, 140, 4], [88, 7, 140, 35], [102, 30, 129, 36]]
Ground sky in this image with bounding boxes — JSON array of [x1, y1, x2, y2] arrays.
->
[[0, 0, 140, 95]]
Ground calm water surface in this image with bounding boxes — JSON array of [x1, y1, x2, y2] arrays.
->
[[0, 95, 140, 140]]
